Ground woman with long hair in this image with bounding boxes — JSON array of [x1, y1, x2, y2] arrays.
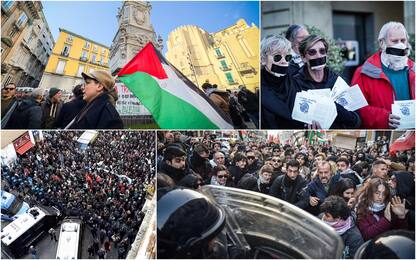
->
[[355, 177, 408, 241], [331, 178, 357, 209]]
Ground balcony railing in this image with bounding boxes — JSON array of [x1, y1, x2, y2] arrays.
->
[[79, 56, 88, 62]]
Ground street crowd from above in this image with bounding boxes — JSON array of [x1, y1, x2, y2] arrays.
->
[[2, 131, 155, 259], [157, 131, 415, 258], [261, 21, 414, 129]]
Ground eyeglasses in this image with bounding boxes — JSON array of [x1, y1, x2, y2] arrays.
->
[[247, 156, 255, 160], [307, 48, 326, 56], [217, 175, 227, 179], [273, 54, 292, 62], [272, 159, 281, 162], [3, 87, 16, 91]]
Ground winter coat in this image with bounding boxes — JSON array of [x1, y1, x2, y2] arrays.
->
[[189, 152, 212, 183], [392, 171, 415, 230], [41, 98, 63, 129], [357, 210, 408, 241], [4, 97, 42, 129], [55, 96, 86, 128], [340, 169, 362, 187], [340, 221, 364, 259], [261, 69, 303, 129], [269, 174, 307, 206], [298, 174, 342, 215], [351, 51, 415, 129], [69, 93, 123, 129], [228, 165, 246, 186], [237, 173, 271, 194], [207, 90, 231, 116], [291, 67, 361, 129]]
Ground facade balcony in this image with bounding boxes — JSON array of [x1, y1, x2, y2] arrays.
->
[[215, 53, 225, 59], [219, 65, 232, 71], [238, 62, 256, 74], [61, 52, 69, 57], [79, 56, 88, 62]]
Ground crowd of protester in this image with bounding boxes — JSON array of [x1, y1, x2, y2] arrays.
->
[[2, 131, 155, 259], [157, 131, 415, 258]]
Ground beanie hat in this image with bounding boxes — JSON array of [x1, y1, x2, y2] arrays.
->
[[49, 87, 61, 97]]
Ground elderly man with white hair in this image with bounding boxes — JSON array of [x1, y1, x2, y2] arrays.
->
[[352, 21, 415, 129]]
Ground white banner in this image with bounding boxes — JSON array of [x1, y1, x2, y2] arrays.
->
[[115, 83, 151, 116]]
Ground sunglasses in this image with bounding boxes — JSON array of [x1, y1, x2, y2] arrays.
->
[[272, 159, 281, 162], [247, 156, 255, 160], [273, 54, 292, 62], [217, 175, 227, 179], [3, 87, 16, 91], [193, 182, 203, 189], [307, 48, 327, 56]]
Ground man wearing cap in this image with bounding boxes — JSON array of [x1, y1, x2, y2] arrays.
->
[[351, 21, 415, 129], [69, 70, 123, 129], [41, 87, 63, 128]]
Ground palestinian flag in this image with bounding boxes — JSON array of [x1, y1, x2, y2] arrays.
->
[[117, 42, 233, 129]]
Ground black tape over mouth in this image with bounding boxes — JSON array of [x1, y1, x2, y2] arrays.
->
[[271, 64, 288, 74], [309, 56, 326, 67], [386, 47, 408, 56]]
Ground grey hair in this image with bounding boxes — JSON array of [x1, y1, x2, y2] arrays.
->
[[378, 21, 411, 50], [31, 88, 44, 98], [285, 24, 307, 43], [260, 35, 292, 65]]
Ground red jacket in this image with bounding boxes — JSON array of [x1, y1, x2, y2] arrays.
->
[[351, 52, 415, 129], [357, 210, 408, 241]]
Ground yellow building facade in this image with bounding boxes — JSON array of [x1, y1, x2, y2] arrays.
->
[[166, 19, 259, 92], [39, 28, 110, 95]]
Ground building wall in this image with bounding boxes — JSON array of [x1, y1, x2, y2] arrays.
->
[[1, 1, 51, 88], [261, 1, 405, 42], [40, 29, 110, 93], [166, 19, 259, 92]]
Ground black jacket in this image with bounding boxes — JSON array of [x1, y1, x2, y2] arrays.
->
[[269, 174, 307, 206], [189, 152, 212, 183], [238, 173, 271, 194], [228, 165, 246, 186], [291, 67, 361, 129], [158, 160, 190, 185], [41, 98, 63, 129], [261, 69, 303, 129], [69, 93, 123, 129], [55, 96, 86, 128], [5, 98, 42, 129]]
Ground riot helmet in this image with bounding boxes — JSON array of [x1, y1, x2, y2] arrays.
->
[[354, 230, 415, 259], [157, 187, 226, 258]]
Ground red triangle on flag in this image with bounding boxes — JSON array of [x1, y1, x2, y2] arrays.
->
[[117, 42, 168, 80]]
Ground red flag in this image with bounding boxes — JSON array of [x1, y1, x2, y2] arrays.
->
[[390, 131, 415, 156]]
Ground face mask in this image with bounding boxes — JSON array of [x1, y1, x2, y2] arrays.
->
[[309, 56, 326, 70], [381, 42, 409, 71], [270, 64, 288, 77]]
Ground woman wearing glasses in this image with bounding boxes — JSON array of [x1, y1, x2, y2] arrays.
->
[[210, 165, 231, 187], [261, 35, 303, 129], [290, 35, 361, 129]]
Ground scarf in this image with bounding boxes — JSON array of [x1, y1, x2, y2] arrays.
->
[[369, 202, 386, 212], [323, 216, 352, 235]]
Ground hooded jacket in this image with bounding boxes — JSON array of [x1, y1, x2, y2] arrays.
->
[[5, 97, 42, 129], [41, 97, 63, 129], [189, 151, 212, 183], [351, 51, 415, 129]]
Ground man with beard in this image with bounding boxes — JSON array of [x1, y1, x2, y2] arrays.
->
[[336, 158, 363, 187], [269, 160, 307, 207], [299, 161, 342, 215], [246, 150, 262, 174], [270, 156, 284, 177], [158, 145, 191, 186], [352, 22, 414, 129]]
